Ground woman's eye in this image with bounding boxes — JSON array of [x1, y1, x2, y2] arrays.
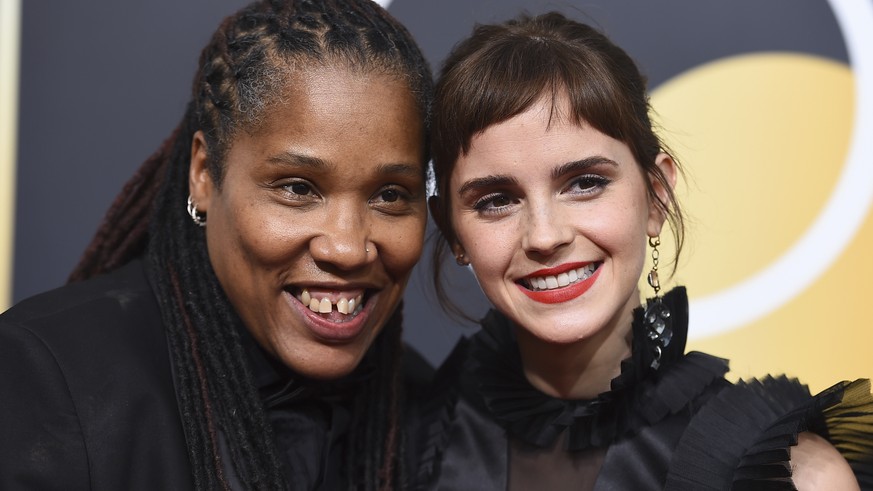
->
[[380, 189, 400, 203], [488, 195, 512, 208], [278, 179, 320, 203], [473, 193, 516, 215], [287, 182, 313, 196], [371, 185, 416, 214], [568, 174, 610, 195]]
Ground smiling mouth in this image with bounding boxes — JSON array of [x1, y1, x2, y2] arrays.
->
[[520, 262, 601, 291], [294, 289, 366, 322]]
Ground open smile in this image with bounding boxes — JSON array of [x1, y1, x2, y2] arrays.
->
[[516, 262, 602, 304], [296, 289, 366, 319], [285, 287, 375, 342]]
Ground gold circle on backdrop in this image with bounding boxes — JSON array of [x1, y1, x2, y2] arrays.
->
[[644, 53, 869, 391], [0, 0, 21, 312]]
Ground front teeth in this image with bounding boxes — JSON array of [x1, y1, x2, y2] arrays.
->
[[337, 298, 349, 314], [318, 298, 331, 313], [299, 289, 363, 315], [526, 264, 598, 291]]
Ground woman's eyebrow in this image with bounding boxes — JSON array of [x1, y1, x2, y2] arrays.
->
[[375, 162, 424, 179], [551, 156, 618, 179], [267, 151, 329, 169], [457, 174, 519, 197], [266, 153, 421, 179]]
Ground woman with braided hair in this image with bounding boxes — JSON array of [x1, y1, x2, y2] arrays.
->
[[0, 1, 432, 489]]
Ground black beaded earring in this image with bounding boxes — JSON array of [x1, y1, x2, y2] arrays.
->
[[644, 236, 673, 369]]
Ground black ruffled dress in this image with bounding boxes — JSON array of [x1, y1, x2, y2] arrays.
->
[[413, 287, 873, 490]]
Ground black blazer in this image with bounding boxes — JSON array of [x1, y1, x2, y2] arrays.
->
[[0, 261, 192, 490]]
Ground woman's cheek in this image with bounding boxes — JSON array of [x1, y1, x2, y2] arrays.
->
[[381, 218, 426, 274]]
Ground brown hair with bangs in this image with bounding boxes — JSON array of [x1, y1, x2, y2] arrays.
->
[[429, 11, 684, 321]]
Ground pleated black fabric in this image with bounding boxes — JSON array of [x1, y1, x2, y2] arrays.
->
[[413, 287, 873, 490], [467, 289, 727, 452]]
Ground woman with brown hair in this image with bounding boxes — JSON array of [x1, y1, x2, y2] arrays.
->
[[0, 1, 432, 489], [421, 11, 873, 490]]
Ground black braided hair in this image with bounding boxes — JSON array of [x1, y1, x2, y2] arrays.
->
[[70, 1, 432, 489]]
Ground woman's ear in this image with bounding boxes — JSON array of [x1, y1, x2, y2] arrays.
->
[[189, 130, 215, 211], [452, 244, 470, 266], [647, 152, 678, 237]]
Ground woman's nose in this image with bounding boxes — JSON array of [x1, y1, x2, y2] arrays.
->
[[309, 203, 373, 270], [520, 201, 574, 256]]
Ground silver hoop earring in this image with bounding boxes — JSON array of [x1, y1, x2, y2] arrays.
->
[[455, 252, 468, 266], [187, 195, 206, 227]]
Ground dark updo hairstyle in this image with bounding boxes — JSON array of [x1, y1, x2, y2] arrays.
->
[[69, 1, 433, 489], [430, 12, 684, 318]]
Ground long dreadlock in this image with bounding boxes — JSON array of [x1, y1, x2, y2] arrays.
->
[[70, 1, 433, 489]]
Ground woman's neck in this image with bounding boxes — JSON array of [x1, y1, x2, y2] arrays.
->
[[515, 294, 639, 400]]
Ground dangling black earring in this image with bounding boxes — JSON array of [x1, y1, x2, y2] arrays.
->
[[644, 236, 672, 369]]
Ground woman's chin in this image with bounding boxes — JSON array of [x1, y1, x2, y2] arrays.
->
[[514, 316, 605, 347], [274, 342, 367, 381], [529, 331, 594, 346], [297, 358, 360, 381]]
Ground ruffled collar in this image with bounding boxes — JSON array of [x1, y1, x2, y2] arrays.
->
[[468, 287, 727, 451]]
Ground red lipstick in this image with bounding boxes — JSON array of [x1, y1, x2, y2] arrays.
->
[[517, 263, 601, 304]]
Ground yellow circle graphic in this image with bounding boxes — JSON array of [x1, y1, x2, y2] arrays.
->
[[647, 53, 870, 390]]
